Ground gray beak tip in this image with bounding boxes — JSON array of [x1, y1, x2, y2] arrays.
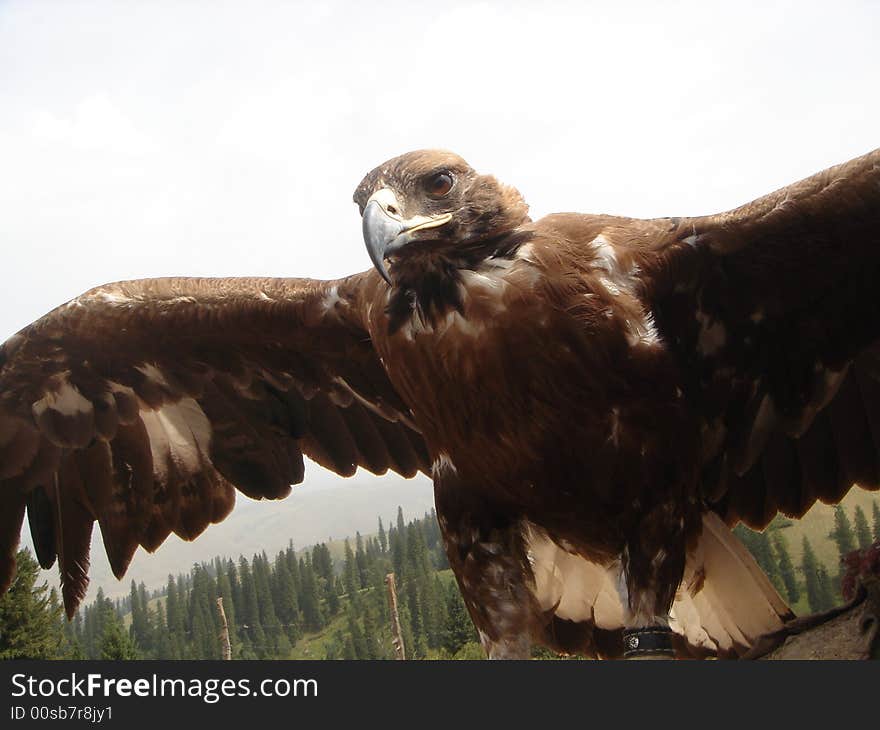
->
[[362, 199, 405, 286]]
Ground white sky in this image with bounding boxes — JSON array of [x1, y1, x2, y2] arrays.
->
[[1, 1, 879, 595]]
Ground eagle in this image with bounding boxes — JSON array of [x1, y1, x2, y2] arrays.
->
[[1, 148, 878, 659]]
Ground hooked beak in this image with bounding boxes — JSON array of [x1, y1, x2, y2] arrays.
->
[[362, 188, 452, 285]]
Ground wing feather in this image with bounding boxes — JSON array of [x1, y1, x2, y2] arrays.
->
[[339, 400, 393, 474], [371, 410, 424, 477], [645, 147, 880, 528], [53, 455, 95, 612], [301, 393, 360, 477], [104, 419, 154, 578], [827, 369, 879, 485], [0, 272, 426, 615], [759, 431, 800, 517], [26, 486, 56, 569], [0, 489, 26, 595]]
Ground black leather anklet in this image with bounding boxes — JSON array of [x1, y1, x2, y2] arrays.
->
[[622, 626, 674, 658]]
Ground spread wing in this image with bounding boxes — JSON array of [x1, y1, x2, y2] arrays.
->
[[0, 274, 428, 615], [644, 147, 880, 529]]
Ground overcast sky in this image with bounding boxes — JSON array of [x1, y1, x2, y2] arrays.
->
[[1, 1, 878, 593]]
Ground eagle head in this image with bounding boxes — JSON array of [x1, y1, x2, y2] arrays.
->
[[353, 150, 529, 284]]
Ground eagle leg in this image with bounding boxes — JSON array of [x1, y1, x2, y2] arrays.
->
[[615, 504, 696, 659], [434, 472, 540, 660], [614, 565, 676, 659]]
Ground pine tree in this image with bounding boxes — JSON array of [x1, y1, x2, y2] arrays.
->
[[733, 524, 779, 575], [51, 589, 78, 657], [365, 547, 386, 593], [772, 533, 800, 604], [392, 508, 408, 578], [378, 517, 388, 554], [403, 571, 425, 658], [165, 574, 185, 658], [422, 576, 448, 648], [252, 555, 280, 635], [751, 531, 775, 574], [70, 610, 84, 645], [343, 539, 358, 596], [287, 548, 301, 605], [128, 580, 141, 640], [348, 613, 369, 659], [153, 601, 172, 658], [342, 635, 357, 660], [326, 577, 341, 616], [754, 530, 786, 596], [323, 634, 341, 660], [189, 564, 220, 659], [369, 566, 390, 626], [272, 551, 300, 643], [238, 557, 266, 656], [227, 559, 242, 625], [816, 565, 837, 611], [139, 582, 155, 654], [801, 537, 828, 613], [82, 589, 106, 658], [355, 532, 369, 589], [853, 506, 873, 549], [258, 552, 288, 656], [129, 580, 153, 655], [398, 602, 417, 660], [406, 522, 432, 577], [829, 505, 857, 559], [100, 611, 139, 660], [312, 544, 334, 585], [442, 581, 476, 654], [424, 508, 443, 561], [285, 542, 298, 578], [63, 608, 85, 659], [872, 500, 880, 541], [0, 549, 68, 659], [361, 606, 383, 659], [298, 558, 324, 632]]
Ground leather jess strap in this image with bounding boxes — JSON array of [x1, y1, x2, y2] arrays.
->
[[622, 626, 675, 658]]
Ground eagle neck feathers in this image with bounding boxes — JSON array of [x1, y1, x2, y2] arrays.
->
[[384, 230, 534, 334]]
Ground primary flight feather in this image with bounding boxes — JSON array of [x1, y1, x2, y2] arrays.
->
[[1, 147, 878, 658]]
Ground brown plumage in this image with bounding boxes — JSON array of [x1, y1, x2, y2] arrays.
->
[[1, 148, 878, 659]]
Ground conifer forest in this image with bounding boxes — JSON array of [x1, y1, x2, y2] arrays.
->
[[2, 499, 878, 660]]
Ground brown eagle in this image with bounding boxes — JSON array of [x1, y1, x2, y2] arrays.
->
[[1, 148, 878, 658]]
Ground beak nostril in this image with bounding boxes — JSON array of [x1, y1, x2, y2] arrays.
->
[[387, 205, 398, 216]]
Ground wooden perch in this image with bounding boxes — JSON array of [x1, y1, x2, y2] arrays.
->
[[385, 573, 406, 661], [217, 597, 232, 661]]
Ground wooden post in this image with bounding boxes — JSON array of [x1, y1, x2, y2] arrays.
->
[[384, 573, 406, 660], [216, 597, 232, 660]]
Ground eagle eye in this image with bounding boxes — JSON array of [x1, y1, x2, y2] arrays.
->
[[425, 171, 454, 198]]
